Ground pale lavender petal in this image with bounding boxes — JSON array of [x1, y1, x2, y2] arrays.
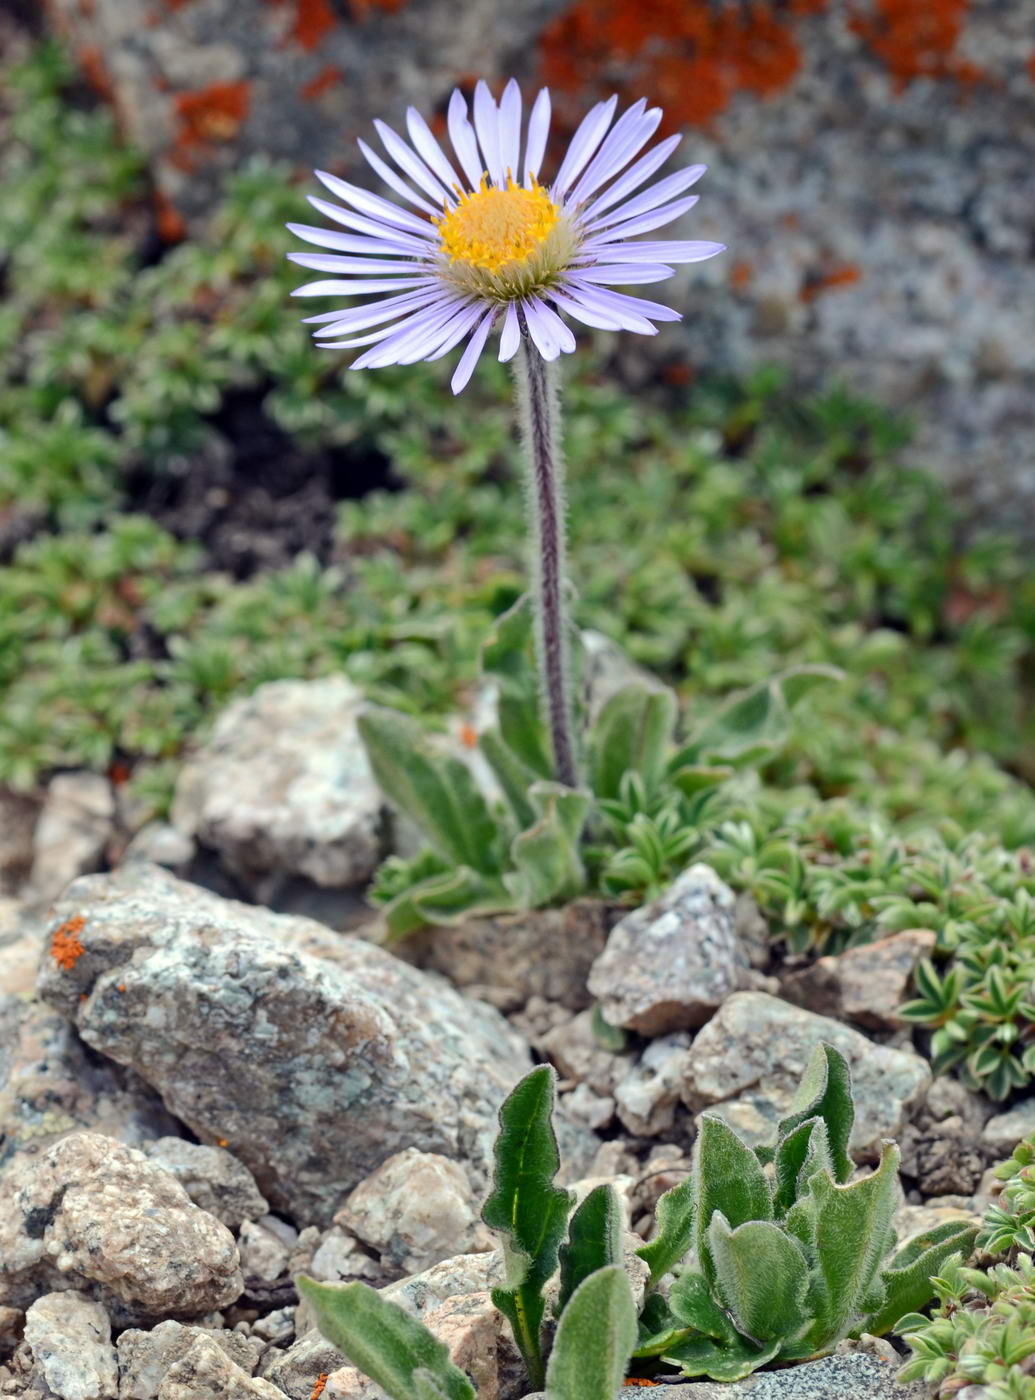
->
[[307, 195, 433, 249], [525, 295, 576, 357], [405, 106, 464, 195], [557, 283, 658, 335], [447, 89, 485, 190], [419, 302, 488, 361], [523, 88, 551, 185], [314, 169, 434, 236], [287, 221, 429, 257], [579, 239, 726, 263], [498, 78, 522, 182], [352, 298, 472, 367], [568, 100, 658, 205], [287, 253, 428, 274], [587, 194, 700, 243], [548, 287, 627, 331], [473, 80, 503, 185], [580, 134, 683, 221], [299, 286, 445, 326], [358, 138, 442, 215], [587, 165, 707, 230], [568, 281, 681, 323], [498, 302, 521, 362], [572, 263, 674, 284], [551, 95, 617, 198], [313, 307, 448, 350], [374, 118, 452, 202], [293, 274, 435, 295], [451, 310, 495, 393]]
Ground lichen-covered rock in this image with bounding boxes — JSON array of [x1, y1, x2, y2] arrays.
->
[[982, 1099, 1035, 1157], [171, 678, 384, 895], [0, 998, 179, 1168], [117, 1322, 263, 1400], [588, 865, 746, 1035], [22, 1292, 117, 1400], [0, 1133, 242, 1320], [37, 864, 546, 1224], [142, 1139, 268, 1231], [682, 991, 931, 1158], [157, 1334, 283, 1400], [28, 774, 114, 904], [335, 1150, 488, 1278], [782, 929, 937, 1030]]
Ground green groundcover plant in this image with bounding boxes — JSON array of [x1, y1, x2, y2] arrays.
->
[[299, 1049, 975, 1395]]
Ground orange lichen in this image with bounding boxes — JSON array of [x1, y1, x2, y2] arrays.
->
[[800, 263, 862, 302], [349, 0, 408, 15], [311, 1375, 329, 1400], [459, 722, 478, 749], [849, 0, 982, 88], [730, 259, 754, 290], [116, 983, 126, 992], [301, 64, 341, 101], [1027, 52, 1035, 82], [218, 1137, 229, 1147], [51, 915, 86, 971], [265, 0, 338, 49], [79, 45, 114, 103], [174, 80, 251, 147], [540, 0, 828, 129]]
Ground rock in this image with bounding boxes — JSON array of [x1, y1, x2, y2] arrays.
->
[[237, 1218, 294, 1293], [157, 1333, 283, 1400], [895, 1199, 983, 1248], [898, 1077, 992, 1193], [335, 1150, 488, 1278], [588, 866, 746, 1036], [0, 1305, 23, 1352], [143, 1140, 268, 1231], [37, 864, 545, 1224], [0, 790, 39, 897], [682, 992, 931, 1158], [614, 1033, 692, 1138], [559, 1083, 615, 1131], [538, 1010, 634, 1097], [306, 1228, 383, 1286], [117, 1322, 262, 1400], [120, 824, 195, 873], [22, 1293, 117, 1400], [415, 900, 613, 1013], [0, 902, 42, 998], [782, 930, 937, 1030], [171, 678, 384, 896], [28, 775, 115, 904], [983, 1100, 1035, 1158], [0, 998, 180, 1168], [261, 1331, 345, 1400], [0, 1132, 242, 1320]]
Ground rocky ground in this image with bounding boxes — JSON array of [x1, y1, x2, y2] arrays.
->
[[2, 678, 1034, 1400]]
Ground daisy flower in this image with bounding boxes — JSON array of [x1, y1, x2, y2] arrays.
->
[[287, 79, 725, 395]]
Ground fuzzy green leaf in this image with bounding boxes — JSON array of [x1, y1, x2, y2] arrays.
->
[[379, 866, 514, 941], [673, 665, 842, 769], [482, 1066, 574, 1389], [357, 707, 502, 874], [588, 682, 678, 802], [544, 1266, 637, 1400], [666, 1270, 739, 1342], [662, 1334, 780, 1383], [479, 726, 537, 830], [693, 1115, 774, 1283], [776, 1043, 855, 1185], [480, 596, 553, 779], [295, 1277, 475, 1400], [507, 782, 590, 907], [637, 1171, 695, 1287], [773, 1117, 830, 1217], [556, 1185, 622, 1317], [865, 1219, 980, 1337], [708, 1213, 810, 1346]]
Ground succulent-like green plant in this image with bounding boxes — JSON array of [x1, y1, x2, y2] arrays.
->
[[897, 1134, 1035, 1398], [298, 1049, 970, 1395]]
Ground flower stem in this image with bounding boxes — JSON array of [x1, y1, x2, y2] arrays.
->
[[513, 329, 578, 788]]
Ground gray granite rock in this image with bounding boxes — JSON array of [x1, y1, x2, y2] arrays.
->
[[36, 864, 554, 1224], [614, 1033, 692, 1138], [156, 1334, 282, 1400], [983, 1099, 1035, 1158], [23, 1292, 117, 1400], [0, 789, 39, 897], [117, 1322, 262, 1400], [588, 865, 746, 1035], [0, 1133, 242, 1321], [143, 1139, 268, 1231], [171, 678, 384, 896], [682, 992, 930, 1158], [28, 774, 114, 904], [782, 930, 936, 1030]]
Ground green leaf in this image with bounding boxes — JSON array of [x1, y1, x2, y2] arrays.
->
[[865, 1219, 980, 1337], [693, 1115, 774, 1283], [803, 1142, 901, 1350], [673, 665, 843, 769], [662, 1334, 780, 1383], [556, 1185, 622, 1317], [480, 595, 553, 779], [544, 1266, 637, 1400], [588, 682, 677, 802], [708, 1214, 810, 1346], [412, 1374, 452, 1400], [637, 1171, 695, 1288], [773, 1117, 830, 1217], [666, 1270, 738, 1342], [482, 1066, 574, 1390], [776, 1043, 855, 1185], [357, 706, 503, 874], [479, 726, 537, 830], [590, 1002, 629, 1053], [295, 1277, 475, 1400], [379, 866, 514, 940], [507, 782, 590, 907]]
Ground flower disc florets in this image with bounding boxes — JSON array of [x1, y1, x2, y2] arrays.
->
[[435, 176, 576, 302]]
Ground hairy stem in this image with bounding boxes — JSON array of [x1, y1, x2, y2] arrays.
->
[[513, 331, 578, 788]]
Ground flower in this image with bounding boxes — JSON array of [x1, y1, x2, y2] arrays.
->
[[288, 80, 725, 394]]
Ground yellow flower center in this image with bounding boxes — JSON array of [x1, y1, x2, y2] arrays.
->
[[437, 177, 560, 273], [434, 177, 575, 303]]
